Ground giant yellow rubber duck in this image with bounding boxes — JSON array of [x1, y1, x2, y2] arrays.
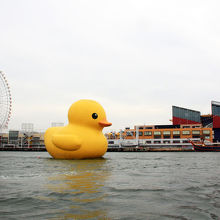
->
[[44, 99, 112, 159]]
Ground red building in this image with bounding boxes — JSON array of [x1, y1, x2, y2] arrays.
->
[[172, 101, 220, 142]]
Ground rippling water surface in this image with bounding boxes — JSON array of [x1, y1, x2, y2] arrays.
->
[[0, 151, 220, 219]]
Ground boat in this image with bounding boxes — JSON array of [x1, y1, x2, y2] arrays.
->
[[188, 139, 220, 152]]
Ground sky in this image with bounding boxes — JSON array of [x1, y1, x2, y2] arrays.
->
[[0, 0, 220, 133]]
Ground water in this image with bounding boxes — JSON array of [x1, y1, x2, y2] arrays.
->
[[0, 152, 220, 220]]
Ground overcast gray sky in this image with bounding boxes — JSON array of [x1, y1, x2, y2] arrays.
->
[[1, 0, 220, 132]]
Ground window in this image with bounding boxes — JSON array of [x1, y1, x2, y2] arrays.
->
[[163, 131, 171, 138], [173, 130, 180, 138], [108, 141, 114, 144], [192, 130, 200, 138], [203, 130, 210, 134], [182, 130, 190, 135], [154, 141, 161, 144], [154, 131, 161, 139], [163, 131, 171, 135], [139, 131, 143, 136], [145, 141, 151, 144], [173, 140, 180, 143], [192, 130, 200, 135], [144, 131, 152, 136], [126, 131, 133, 136], [154, 131, 161, 135], [183, 126, 190, 128], [173, 131, 180, 135]]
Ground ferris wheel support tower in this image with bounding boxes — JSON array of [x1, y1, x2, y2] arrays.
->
[[0, 71, 12, 132]]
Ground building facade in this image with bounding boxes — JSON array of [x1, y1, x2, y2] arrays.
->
[[0, 131, 45, 149], [107, 101, 219, 148]]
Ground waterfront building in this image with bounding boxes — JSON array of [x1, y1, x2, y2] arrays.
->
[[172, 101, 220, 142], [1, 101, 219, 151], [107, 101, 219, 150], [0, 130, 45, 149], [106, 124, 212, 150]]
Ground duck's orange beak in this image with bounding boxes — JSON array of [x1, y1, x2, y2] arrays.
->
[[99, 119, 112, 127]]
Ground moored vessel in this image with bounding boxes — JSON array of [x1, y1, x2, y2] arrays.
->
[[188, 139, 220, 152]]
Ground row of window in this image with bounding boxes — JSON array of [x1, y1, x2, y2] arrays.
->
[[126, 130, 210, 136]]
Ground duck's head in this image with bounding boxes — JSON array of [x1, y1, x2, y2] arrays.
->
[[68, 99, 112, 130]]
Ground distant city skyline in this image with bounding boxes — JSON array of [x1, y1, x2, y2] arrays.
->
[[1, 0, 220, 133]]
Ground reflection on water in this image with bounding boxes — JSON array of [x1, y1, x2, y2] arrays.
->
[[43, 158, 110, 219]]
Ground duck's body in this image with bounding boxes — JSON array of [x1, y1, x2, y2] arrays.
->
[[44, 100, 111, 159]]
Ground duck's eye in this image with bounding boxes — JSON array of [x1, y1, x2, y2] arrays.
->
[[92, 113, 98, 119]]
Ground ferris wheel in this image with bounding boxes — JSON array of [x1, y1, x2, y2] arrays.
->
[[0, 71, 12, 130]]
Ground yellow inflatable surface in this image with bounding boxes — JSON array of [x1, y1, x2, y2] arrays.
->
[[44, 99, 112, 159]]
